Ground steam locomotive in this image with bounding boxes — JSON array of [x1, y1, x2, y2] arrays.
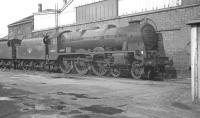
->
[[0, 20, 172, 79]]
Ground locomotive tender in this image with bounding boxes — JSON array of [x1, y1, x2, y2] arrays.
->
[[0, 20, 172, 79]]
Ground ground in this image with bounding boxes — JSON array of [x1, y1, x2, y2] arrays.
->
[[0, 70, 199, 118]]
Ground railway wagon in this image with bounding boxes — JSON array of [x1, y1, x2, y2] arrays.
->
[[0, 41, 12, 68], [0, 39, 21, 68]]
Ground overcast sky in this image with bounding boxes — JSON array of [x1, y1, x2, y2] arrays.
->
[[0, 0, 180, 38], [0, 0, 33, 38], [0, 0, 64, 38], [0, 0, 104, 38]]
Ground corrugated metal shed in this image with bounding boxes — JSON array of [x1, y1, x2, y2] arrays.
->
[[76, 0, 118, 24]]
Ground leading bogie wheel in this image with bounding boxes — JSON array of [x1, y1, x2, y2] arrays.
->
[[131, 61, 144, 79]]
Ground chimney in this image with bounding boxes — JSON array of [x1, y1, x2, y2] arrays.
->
[[38, 4, 42, 12]]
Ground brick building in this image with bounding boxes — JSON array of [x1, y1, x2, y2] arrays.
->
[[8, 0, 200, 73], [8, 15, 34, 40]]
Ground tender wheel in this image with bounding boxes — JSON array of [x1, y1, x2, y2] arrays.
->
[[43, 63, 48, 71], [75, 58, 89, 75], [22, 61, 28, 70], [28, 61, 34, 70], [147, 69, 153, 80], [131, 61, 144, 79], [92, 59, 108, 76], [60, 58, 73, 74], [0, 60, 3, 68], [53, 63, 59, 72], [110, 67, 121, 78], [18, 61, 23, 70]]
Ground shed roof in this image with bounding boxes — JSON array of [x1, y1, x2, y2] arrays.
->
[[0, 35, 8, 41], [8, 15, 34, 27]]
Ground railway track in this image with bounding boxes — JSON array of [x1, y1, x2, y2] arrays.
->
[[0, 64, 164, 81]]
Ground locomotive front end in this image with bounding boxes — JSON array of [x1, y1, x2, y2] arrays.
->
[[139, 21, 173, 79], [123, 20, 173, 79]]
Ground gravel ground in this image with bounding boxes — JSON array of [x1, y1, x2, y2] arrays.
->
[[0, 69, 199, 118]]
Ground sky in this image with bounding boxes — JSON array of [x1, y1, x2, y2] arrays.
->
[[0, 0, 103, 38], [34, 0, 105, 30], [0, 0, 181, 38], [0, 0, 61, 38]]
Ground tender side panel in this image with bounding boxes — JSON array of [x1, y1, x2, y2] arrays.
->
[[16, 38, 46, 60]]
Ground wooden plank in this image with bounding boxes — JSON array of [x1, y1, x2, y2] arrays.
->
[[198, 26, 200, 100], [191, 26, 197, 102]]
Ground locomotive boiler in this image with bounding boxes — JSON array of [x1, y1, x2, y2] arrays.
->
[[59, 21, 157, 52]]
